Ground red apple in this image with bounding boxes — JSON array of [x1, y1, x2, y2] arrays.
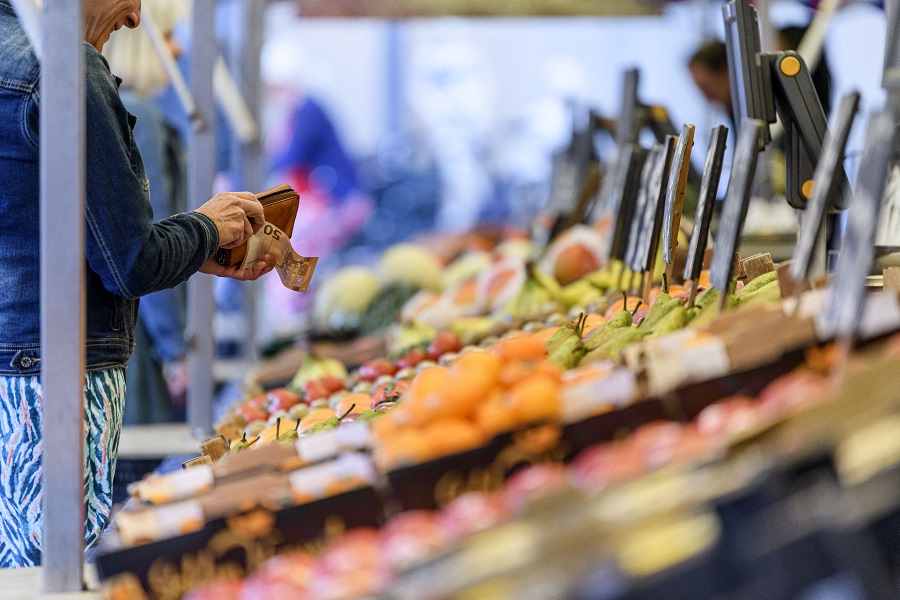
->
[[359, 358, 398, 382], [378, 510, 450, 569], [570, 443, 645, 491], [394, 348, 429, 370], [184, 578, 243, 600], [695, 396, 760, 440], [503, 463, 570, 510], [437, 491, 510, 540], [266, 388, 302, 413], [427, 331, 463, 360], [239, 554, 315, 600]]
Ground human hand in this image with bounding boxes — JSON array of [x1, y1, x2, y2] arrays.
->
[[195, 192, 265, 249], [199, 253, 275, 280]]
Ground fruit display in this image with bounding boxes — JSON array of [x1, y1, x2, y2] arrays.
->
[[97, 33, 900, 597], [179, 335, 900, 600]]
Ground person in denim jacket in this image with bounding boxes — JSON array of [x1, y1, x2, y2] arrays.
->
[[0, 0, 274, 566]]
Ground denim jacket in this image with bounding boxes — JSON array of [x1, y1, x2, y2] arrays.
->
[[0, 2, 220, 375]]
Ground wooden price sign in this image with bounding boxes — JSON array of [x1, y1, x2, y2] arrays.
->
[[661, 123, 695, 291], [684, 125, 729, 307], [824, 110, 895, 340], [788, 92, 860, 289], [709, 118, 765, 308]]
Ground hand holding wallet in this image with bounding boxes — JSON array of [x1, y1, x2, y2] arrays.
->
[[214, 184, 300, 267]]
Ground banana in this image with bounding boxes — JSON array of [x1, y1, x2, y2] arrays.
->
[[560, 280, 603, 309]]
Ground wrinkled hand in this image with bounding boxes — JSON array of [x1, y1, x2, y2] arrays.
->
[[199, 253, 275, 280], [195, 191, 265, 249]]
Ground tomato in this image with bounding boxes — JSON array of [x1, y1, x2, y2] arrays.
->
[[302, 379, 330, 402], [237, 403, 268, 425], [359, 359, 398, 382], [395, 348, 428, 369], [319, 375, 346, 395], [266, 388, 302, 412], [427, 331, 463, 360], [370, 380, 411, 408]]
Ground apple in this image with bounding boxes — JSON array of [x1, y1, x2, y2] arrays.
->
[[394, 348, 429, 370], [570, 443, 645, 491], [554, 244, 601, 285], [319, 375, 346, 395], [266, 388, 302, 413], [309, 529, 390, 600], [427, 331, 463, 360], [437, 491, 510, 540], [503, 463, 570, 510], [378, 510, 450, 569], [184, 578, 243, 600], [359, 358, 398, 382], [695, 396, 760, 440], [238, 554, 314, 600]]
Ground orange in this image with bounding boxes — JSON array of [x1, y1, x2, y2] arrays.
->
[[373, 429, 434, 471], [697, 269, 711, 289], [530, 326, 558, 347], [451, 350, 502, 380], [498, 359, 563, 388], [504, 373, 561, 425], [335, 393, 370, 417], [439, 363, 498, 420], [490, 334, 547, 362], [410, 366, 451, 403], [604, 295, 644, 318], [581, 314, 608, 334], [476, 395, 517, 436], [421, 417, 487, 458]]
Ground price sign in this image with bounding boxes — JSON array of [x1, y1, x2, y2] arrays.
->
[[661, 123, 695, 288], [709, 118, 765, 297], [684, 125, 728, 285], [635, 136, 676, 274], [625, 143, 662, 272], [611, 145, 650, 262], [788, 92, 860, 285], [825, 110, 894, 339]]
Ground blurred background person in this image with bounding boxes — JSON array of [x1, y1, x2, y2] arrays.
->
[[103, 0, 190, 424]]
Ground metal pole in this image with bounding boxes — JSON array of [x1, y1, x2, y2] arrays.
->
[[187, 0, 218, 439], [233, 0, 266, 359], [40, 0, 85, 591]]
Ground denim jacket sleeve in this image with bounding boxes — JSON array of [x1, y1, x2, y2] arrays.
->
[[77, 43, 219, 300]]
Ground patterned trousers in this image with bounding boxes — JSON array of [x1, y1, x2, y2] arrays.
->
[[0, 369, 125, 567]]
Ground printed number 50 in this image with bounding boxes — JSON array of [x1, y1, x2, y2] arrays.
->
[[263, 224, 280, 240]]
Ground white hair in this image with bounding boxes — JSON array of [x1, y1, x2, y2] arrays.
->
[[102, 0, 187, 97]]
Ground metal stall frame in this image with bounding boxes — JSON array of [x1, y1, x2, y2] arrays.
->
[[39, 0, 87, 592]]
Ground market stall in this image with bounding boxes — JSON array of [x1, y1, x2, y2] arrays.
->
[[13, 0, 900, 598]]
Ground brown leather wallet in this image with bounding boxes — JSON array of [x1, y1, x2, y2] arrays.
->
[[214, 184, 300, 267]]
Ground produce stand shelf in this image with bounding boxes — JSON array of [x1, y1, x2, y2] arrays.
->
[[117, 424, 200, 461], [0, 566, 101, 600]]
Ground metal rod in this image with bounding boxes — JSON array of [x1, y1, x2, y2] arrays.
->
[[141, 4, 204, 131], [40, 0, 85, 591], [231, 0, 265, 361], [187, 0, 218, 440]]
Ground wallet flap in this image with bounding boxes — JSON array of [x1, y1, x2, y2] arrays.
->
[[214, 184, 300, 267]]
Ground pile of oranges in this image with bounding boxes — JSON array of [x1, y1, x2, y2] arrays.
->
[[371, 333, 564, 471]]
